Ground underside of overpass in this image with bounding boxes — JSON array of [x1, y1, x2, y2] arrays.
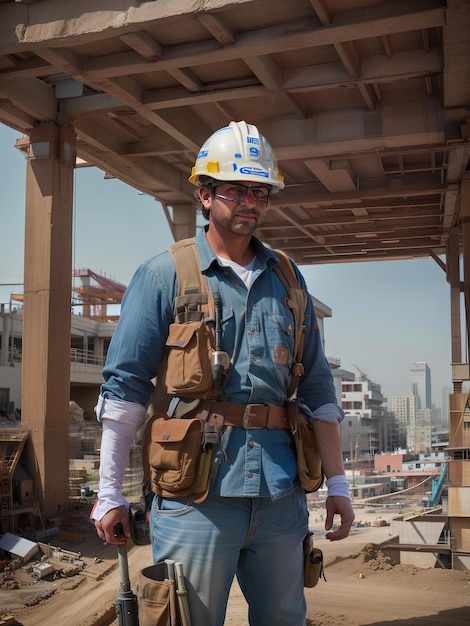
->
[[0, 0, 468, 559]]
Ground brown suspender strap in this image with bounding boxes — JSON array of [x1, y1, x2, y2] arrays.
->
[[146, 239, 213, 431], [168, 238, 205, 295], [272, 249, 307, 399], [167, 238, 214, 320]]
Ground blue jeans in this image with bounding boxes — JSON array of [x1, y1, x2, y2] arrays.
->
[[150, 489, 308, 626]]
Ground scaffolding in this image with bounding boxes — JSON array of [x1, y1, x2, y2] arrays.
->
[[0, 426, 28, 534]]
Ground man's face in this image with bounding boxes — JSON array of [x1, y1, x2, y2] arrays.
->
[[200, 180, 271, 237]]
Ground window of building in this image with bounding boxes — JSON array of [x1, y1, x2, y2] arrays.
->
[[0, 387, 9, 411]]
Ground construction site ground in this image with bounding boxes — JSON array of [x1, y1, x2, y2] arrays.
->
[[1, 505, 469, 626]]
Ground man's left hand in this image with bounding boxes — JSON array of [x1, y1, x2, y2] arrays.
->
[[324, 495, 355, 541]]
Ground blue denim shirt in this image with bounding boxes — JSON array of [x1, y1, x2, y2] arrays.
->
[[101, 227, 341, 499]]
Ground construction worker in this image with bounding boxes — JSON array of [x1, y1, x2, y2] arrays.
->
[[92, 121, 354, 625]]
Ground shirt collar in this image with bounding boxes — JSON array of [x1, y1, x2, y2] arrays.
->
[[195, 225, 279, 272]]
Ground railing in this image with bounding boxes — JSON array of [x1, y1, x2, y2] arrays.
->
[[0, 349, 22, 364], [1, 348, 106, 367], [70, 349, 106, 367], [326, 355, 341, 367], [402, 505, 446, 521]]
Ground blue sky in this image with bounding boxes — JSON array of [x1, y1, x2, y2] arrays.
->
[[0, 123, 453, 409]]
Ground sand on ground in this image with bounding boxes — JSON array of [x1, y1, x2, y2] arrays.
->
[[1, 506, 469, 626]]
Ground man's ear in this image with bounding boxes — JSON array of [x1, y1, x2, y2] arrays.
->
[[198, 186, 212, 208]]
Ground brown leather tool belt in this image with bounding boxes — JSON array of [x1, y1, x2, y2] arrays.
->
[[199, 400, 290, 430]]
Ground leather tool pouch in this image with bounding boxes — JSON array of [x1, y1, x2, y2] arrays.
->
[[146, 413, 213, 504], [137, 562, 180, 626], [287, 401, 324, 493], [165, 319, 214, 397], [303, 531, 326, 588]]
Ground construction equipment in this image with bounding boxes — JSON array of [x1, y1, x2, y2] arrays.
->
[[428, 463, 448, 507], [72, 268, 126, 321], [114, 523, 140, 626]]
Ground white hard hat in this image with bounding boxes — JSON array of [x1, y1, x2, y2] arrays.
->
[[189, 120, 284, 191]]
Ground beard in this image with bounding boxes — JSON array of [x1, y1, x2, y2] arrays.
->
[[228, 211, 262, 236]]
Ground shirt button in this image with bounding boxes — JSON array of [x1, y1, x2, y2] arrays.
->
[[248, 440, 254, 448], [247, 472, 253, 478]]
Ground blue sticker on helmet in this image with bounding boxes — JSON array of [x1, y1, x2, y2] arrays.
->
[[198, 149, 208, 158], [234, 152, 242, 159], [247, 137, 260, 145], [239, 166, 268, 178], [249, 147, 259, 158]]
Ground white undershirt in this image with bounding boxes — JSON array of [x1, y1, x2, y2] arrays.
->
[[217, 255, 257, 288]]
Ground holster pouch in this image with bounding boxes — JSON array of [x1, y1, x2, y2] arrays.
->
[[165, 320, 214, 396], [303, 531, 326, 588], [137, 563, 180, 626], [144, 403, 220, 504], [287, 402, 324, 493], [147, 415, 209, 502]]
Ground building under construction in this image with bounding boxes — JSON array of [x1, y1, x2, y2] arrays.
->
[[0, 268, 142, 535]]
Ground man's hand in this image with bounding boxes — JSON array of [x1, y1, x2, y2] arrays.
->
[[324, 495, 355, 541], [94, 505, 131, 546]]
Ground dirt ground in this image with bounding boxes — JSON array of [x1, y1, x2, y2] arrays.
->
[[1, 506, 469, 626]]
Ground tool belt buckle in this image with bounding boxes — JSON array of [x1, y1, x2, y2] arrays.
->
[[243, 404, 263, 429]]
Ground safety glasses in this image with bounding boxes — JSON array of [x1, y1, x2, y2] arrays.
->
[[213, 182, 271, 205]]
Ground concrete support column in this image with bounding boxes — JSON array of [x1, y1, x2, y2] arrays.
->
[[172, 203, 196, 241], [94, 336, 104, 360], [22, 123, 76, 520], [447, 227, 462, 392], [461, 177, 470, 362]]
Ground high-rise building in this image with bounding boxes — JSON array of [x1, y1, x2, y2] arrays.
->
[[414, 408, 432, 453], [409, 362, 431, 409], [390, 363, 434, 453], [391, 391, 417, 451], [340, 374, 387, 458]]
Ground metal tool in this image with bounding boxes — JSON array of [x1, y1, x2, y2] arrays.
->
[[114, 523, 140, 626], [211, 292, 230, 390], [174, 562, 192, 626]]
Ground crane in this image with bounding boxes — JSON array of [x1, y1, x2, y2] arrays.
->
[[353, 363, 369, 381], [72, 269, 126, 321]]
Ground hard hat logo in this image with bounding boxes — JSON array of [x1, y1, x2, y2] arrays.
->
[[189, 120, 285, 191], [239, 166, 269, 178]]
